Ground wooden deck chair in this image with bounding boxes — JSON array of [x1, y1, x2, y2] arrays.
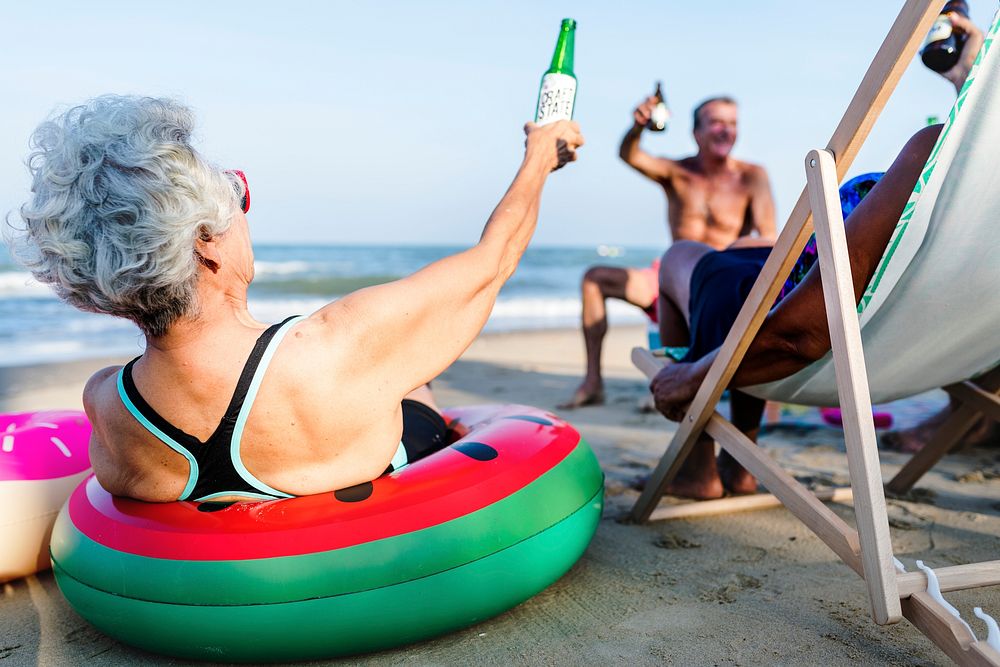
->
[[630, 1, 1000, 663]]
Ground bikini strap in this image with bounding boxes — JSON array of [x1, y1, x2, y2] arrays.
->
[[118, 357, 201, 499], [117, 315, 304, 501], [219, 315, 302, 425], [226, 315, 307, 498]]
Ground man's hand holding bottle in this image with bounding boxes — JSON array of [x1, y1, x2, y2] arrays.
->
[[631, 83, 670, 133], [632, 96, 661, 130], [941, 12, 984, 92]]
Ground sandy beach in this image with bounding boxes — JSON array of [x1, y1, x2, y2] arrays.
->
[[2, 324, 999, 666]]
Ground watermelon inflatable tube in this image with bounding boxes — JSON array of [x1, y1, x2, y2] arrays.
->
[[1, 410, 91, 582], [50, 404, 604, 662]]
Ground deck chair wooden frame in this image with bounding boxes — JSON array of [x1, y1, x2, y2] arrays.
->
[[629, 1, 1000, 663], [887, 366, 1000, 494]]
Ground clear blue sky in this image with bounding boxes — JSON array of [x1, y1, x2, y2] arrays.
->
[[2, 1, 994, 247]]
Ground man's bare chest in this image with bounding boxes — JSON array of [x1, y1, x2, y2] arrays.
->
[[667, 175, 751, 225]]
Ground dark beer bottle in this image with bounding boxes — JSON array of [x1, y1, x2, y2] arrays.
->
[[647, 81, 671, 132], [535, 19, 577, 125], [921, 1, 970, 73]]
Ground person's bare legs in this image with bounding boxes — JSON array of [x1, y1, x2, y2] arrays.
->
[[661, 433, 724, 499], [719, 390, 765, 494], [657, 241, 715, 347], [560, 264, 658, 409], [649, 126, 945, 501], [881, 396, 1000, 453], [650, 241, 725, 497]]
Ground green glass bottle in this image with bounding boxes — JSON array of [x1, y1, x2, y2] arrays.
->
[[535, 18, 577, 125]]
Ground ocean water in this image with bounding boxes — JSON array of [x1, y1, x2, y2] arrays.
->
[[0, 244, 662, 368]]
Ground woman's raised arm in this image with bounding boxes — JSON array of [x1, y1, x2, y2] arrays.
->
[[313, 120, 584, 398]]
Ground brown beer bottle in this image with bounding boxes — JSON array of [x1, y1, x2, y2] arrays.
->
[[921, 1, 970, 73], [647, 81, 671, 132]]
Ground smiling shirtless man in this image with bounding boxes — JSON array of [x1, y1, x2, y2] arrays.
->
[[560, 95, 776, 409]]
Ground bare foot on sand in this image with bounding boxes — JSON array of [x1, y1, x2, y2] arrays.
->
[[558, 383, 605, 410], [664, 438, 724, 500], [630, 470, 724, 500], [665, 473, 724, 500], [718, 450, 758, 494], [880, 402, 1000, 453]]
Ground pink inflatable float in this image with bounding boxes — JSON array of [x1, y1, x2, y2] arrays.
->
[[1, 411, 91, 582]]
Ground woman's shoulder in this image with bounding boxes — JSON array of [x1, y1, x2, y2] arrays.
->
[[83, 364, 124, 410], [81, 363, 143, 497], [279, 311, 363, 367]]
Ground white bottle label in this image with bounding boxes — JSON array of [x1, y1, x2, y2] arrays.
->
[[650, 102, 671, 130], [924, 15, 953, 46], [535, 73, 577, 125]]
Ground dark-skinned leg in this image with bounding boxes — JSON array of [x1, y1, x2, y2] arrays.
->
[[663, 434, 724, 499], [652, 241, 725, 498], [647, 128, 945, 500], [881, 396, 1000, 453], [719, 390, 766, 494]]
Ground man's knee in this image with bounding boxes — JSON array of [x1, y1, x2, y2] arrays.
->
[[660, 241, 714, 288], [582, 265, 605, 285], [582, 265, 627, 295]]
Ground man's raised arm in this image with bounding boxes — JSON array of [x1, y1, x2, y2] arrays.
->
[[619, 95, 676, 183]]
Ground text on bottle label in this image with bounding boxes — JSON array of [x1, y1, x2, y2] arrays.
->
[[536, 73, 577, 125]]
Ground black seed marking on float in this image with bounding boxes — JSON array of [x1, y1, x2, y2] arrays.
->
[[335, 481, 374, 502], [454, 442, 499, 461], [506, 415, 553, 426], [197, 501, 236, 513]]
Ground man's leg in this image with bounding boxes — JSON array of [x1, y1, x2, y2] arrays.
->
[[648, 126, 945, 501], [719, 390, 766, 494], [649, 241, 726, 497], [706, 131, 941, 491], [881, 397, 1000, 453], [662, 433, 724, 500], [560, 265, 657, 409], [657, 241, 715, 347]]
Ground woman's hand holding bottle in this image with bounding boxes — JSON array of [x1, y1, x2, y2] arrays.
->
[[524, 120, 585, 172]]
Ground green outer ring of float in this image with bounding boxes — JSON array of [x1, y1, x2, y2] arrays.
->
[[53, 438, 601, 606], [53, 488, 602, 662]]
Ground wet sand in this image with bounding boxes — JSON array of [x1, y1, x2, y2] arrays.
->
[[2, 325, 999, 665]]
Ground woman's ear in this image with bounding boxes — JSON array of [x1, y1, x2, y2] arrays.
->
[[194, 231, 221, 274]]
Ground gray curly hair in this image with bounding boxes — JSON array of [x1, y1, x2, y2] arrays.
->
[[10, 95, 244, 338]]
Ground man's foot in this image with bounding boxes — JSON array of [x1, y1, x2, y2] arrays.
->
[[557, 385, 605, 410], [880, 424, 942, 454], [665, 473, 724, 500], [881, 406, 999, 453], [627, 472, 724, 500], [718, 450, 758, 495], [880, 402, 956, 453], [664, 437, 724, 499]]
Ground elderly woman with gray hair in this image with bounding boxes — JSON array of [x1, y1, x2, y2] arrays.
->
[[12, 95, 583, 502]]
